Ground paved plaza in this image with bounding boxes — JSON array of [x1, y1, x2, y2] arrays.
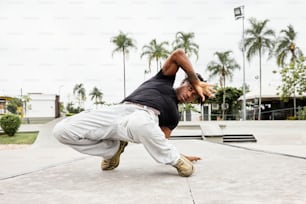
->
[[0, 120, 306, 204]]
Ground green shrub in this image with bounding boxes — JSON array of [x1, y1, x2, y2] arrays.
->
[[287, 116, 297, 120], [0, 114, 22, 136], [65, 112, 74, 117], [298, 106, 306, 120], [66, 102, 84, 114], [7, 98, 23, 114]]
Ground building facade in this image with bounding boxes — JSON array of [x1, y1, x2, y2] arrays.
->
[[240, 91, 306, 120], [0, 96, 12, 115], [26, 93, 60, 119]]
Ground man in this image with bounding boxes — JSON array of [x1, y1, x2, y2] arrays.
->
[[53, 49, 215, 177]]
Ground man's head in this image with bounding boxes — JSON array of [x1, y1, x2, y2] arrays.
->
[[176, 73, 206, 104]]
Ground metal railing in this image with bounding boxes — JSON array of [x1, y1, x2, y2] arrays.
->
[[204, 106, 306, 120]]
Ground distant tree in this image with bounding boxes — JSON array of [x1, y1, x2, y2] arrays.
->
[[297, 106, 306, 120], [7, 98, 22, 115], [172, 32, 199, 60], [207, 51, 240, 119], [244, 17, 275, 120], [274, 25, 303, 67], [89, 87, 104, 109], [276, 55, 306, 117], [111, 31, 137, 98], [206, 87, 243, 120], [274, 25, 304, 117], [66, 102, 83, 114], [73, 83, 86, 109], [141, 39, 170, 73]]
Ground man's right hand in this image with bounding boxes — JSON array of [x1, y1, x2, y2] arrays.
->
[[193, 81, 216, 102]]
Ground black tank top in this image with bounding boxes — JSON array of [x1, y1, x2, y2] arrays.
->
[[123, 70, 179, 130]]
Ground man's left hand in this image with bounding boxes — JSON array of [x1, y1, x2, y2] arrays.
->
[[183, 155, 202, 162], [193, 81, 216, 102]]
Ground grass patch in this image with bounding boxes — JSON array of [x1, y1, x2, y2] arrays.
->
[[0, 132, 38, 144]]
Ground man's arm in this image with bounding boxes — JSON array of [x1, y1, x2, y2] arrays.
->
[[162, 49, 197, 80], [160, 126, 171, 139], [162, 49, 215, 101], [160, 126, 202, 162]]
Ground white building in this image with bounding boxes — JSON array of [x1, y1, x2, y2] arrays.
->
[[25, 93, 60, 121]]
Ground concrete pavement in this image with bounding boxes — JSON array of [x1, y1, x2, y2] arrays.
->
[[0, 119, 306, 203]]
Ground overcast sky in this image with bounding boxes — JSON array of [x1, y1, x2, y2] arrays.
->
[[0, 0, 305, 108]]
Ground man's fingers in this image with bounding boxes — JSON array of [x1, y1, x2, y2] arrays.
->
[[204, 84, 217, 98], [200, 94, 206, 102], [183, 155, 202, 162], [195, 82, 217, 100], [190, 156, 202, 162], [210, 86, 217, 93]]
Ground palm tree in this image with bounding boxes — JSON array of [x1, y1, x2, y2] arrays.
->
[[73, 83, 86, 109], [274, 25, 303, 67], [172, 32, 199, 60], [274, 25, 303, 117], [207, 51, 240, 119], [140, 39, 170, 73], [89, 87, 104, 109], [111, 31, 137, 98], [172, 32, 200, 117], [244, 18, 275, 120]]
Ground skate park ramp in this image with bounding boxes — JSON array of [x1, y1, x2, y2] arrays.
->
[[0, 118, 86, 180], [31, 117, 65, 148], [174, 120, 306, 158], [209, 120, 306, 158]]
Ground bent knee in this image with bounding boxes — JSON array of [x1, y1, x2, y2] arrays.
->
[[52, 120, 69, 143]]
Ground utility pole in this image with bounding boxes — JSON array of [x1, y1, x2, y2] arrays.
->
[[234, 5, 247, 120]]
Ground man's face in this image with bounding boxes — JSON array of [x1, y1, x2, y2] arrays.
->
[[176, 81, 200, 103]]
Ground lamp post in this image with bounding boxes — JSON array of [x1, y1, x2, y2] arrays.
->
[[234, 5, 246, 120]]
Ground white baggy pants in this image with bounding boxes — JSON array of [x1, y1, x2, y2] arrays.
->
[[53, 104, 180, 165]]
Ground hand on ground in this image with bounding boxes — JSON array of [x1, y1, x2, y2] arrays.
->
[[184, 155, 202, 162]]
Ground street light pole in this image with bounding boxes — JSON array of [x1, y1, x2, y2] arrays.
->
[[234, 5, 246, 120]]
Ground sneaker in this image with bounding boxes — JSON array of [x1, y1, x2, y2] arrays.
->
[[101, 141, 128, 171], [173, 155, 194, 177]]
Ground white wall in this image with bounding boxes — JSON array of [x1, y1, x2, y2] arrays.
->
[[26, 94, 57, 118]]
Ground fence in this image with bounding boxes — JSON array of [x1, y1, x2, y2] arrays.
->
[[204, 106, 306, 120]]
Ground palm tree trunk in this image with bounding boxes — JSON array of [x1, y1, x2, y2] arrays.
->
[[293, 60, 297, 118], [222, 77, 226, 120], [78, 94, 81, 109], [258, 48, 262, 120], [294, 87, 297, 117], [123, 47, 126, 98], [156, 59, 159, 73]]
